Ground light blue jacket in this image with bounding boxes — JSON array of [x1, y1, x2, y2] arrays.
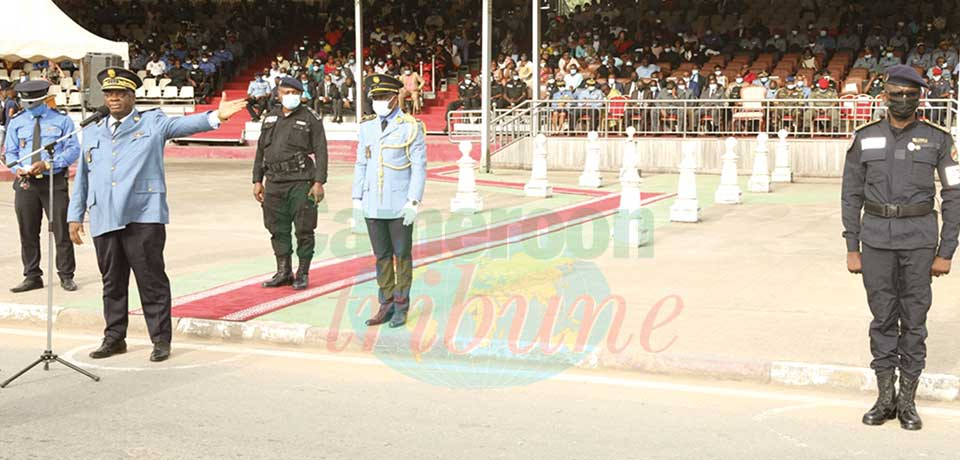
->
[[3, 105, 80, 175], [67, 109, 217, 237], [351, 108, 427, 219]]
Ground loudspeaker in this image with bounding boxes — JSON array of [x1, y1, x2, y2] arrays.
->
[[82, 53, 124, 109]]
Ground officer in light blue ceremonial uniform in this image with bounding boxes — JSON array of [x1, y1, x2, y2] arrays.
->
[[352, 73, 427, 328], [4, 79, 80, 293], [67, 67, 245, 362]]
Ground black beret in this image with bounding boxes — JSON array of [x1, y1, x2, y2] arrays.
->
[[16, 79, 51, 102], [363, 73, 402, 96], [98, 67, 142, 91], [885, 64, 928, 89], [278, 76, 304, 92]]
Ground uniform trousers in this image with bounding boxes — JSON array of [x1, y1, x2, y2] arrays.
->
[[262, 180, 318, 259], [93, 223, 171, 344], [14, 172, 75, 280], [861, 244, 936, 378], [365, 218, 413, 307]]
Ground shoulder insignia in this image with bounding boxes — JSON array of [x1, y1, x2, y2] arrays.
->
[[139, 108, 161, 114], [361, 114, 377, 123], [306, 107, 323, 121], [921, 119, 952, 135], [854, 119, 881, 132]]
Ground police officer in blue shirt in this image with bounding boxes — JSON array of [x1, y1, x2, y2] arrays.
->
[[4, 80, 80, 293], [67, 67, 245, 362], [353, 74, 427, 328]]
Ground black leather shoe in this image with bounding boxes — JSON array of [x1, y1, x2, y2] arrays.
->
[[89, 338, 127, 359], [898, 374, 923, 430], [11, 277, 43, 293], [389, 307, 408, 328], [862, 371, 898, 425], [365, 303, 395, 326], [262, 255, 294, 288], [292, 258, 310, 290], [60, 278, 78, 291], [150, 342, 171, 362]]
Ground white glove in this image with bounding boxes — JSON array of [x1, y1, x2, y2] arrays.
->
[[350, 199, 364, 231], [402, 201, 419, 226]]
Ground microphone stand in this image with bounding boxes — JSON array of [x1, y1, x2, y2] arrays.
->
[[2, 124, 100, 388]]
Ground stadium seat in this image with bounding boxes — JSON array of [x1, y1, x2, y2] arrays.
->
[[48, 85, 62, 95], [67, 92, 81, 107], [143, 78, 157, 90], [179, 86, 195, 100], [137, 70, 148, 80], [11, 70, 21, 80], [29, 71, 42, 80], [54, 93, 67, 107], [135, 86, 147, 98], [162, 86, 179, 99], [0, 69, 8, 79], [158, 78, 172, 89], [146, 87, 162, 100]]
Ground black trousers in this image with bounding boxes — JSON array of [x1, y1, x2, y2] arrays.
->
[[13, 172, 75, 280], [365, 218, 413, 307], [93, 223, 172, 344], [861, 244, 936, 378], [262, 180, 318, 260]]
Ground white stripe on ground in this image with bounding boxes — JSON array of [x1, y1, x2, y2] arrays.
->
[[2, 327, 959, 418]]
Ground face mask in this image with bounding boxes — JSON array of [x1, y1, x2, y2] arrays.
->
[[774, 35, 780, 39], [464, 79, 472, 84], [820, 31, 827, 37], [404, 70, 411, 75], [797, 81, 805, 87], [761, 77, 769, 83], [934, 75, 943, 81], [372, 99, 393, 117], [692, 70, 699, 75], [887, 93, 920, 119], [787, 84, 796, 89], [735, 78, 743, 84], [588, 86, 596, 91], [709, 83, 717, 89], [715, 70, 722, 75], [570, 69, 578, 75], [513, 75, 520, 80], [281, 93, 301, 110]]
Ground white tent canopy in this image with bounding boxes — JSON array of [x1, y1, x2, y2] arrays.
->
[[0, 0, 129, 64]]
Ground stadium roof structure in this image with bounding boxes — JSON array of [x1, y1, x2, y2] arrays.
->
[[0, 0, 129, 63]]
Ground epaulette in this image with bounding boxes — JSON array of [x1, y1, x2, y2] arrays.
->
[[854, 119, 882, 132], [921, 119, 952, 135], [360, 114, 377, 123], [397, 113, 418, 124], [305, 107, 323, 121]]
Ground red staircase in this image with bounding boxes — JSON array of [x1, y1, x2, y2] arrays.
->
[[420, 84, 458, 133]]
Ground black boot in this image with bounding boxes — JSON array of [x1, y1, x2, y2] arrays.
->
[[292, 258, 310, 290], [898, 374, 923, 430], [862, 371, 898, 425], [261, 255, 293, 288], [389, 300, 409, 328]]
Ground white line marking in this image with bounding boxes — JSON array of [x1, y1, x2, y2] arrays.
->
[[2, 327, 959, 418]]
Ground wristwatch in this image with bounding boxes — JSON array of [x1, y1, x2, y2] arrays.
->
[[410, 200, 420, 206]]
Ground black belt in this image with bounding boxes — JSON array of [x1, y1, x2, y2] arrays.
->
[[864, 200, 934, 218], [264, 155, 307, 174]]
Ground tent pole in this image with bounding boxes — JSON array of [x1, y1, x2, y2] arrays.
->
[[79, 58, 86, 119], [481, 0, 491, 173]]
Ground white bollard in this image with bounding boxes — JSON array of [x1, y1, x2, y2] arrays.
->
[[578, 131, 603, 188], [714, 137, 743, 204], [524, 134, 553, 197], [450, 141, 484, 214], [772, 129, 794, 183], [670, 141, 701, 223], [747, 132, 772, 193], [613, 127, 649, 246]]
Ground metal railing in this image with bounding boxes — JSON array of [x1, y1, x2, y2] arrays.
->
[[447, 98, 957, 143]]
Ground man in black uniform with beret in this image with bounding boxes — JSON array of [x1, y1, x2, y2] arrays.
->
[[842, 64, 960, 430], [253, 77, 328, 291]]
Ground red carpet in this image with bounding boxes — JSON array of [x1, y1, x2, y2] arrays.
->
[[169, 190, 672, 321]]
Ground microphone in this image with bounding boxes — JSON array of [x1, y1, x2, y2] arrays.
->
[[80, 106, 111, 128]]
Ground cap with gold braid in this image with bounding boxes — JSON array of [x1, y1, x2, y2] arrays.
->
[[97, 67, 143, 92], [363, 73, 403, 97]]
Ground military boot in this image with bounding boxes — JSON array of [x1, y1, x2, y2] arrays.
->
[[292, 258, 311, 290], [898, 374, 923, 431], [262, 255, 294, 288], [862, 371, 898, 425]]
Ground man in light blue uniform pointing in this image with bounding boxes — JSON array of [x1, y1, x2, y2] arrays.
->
[[4, 80, 80, 293], [352, 73, 427, 329], [67, 67, 245, 362]]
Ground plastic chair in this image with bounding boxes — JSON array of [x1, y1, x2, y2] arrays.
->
[[162, 86, 179, 99], [179, 86, 194, 100]]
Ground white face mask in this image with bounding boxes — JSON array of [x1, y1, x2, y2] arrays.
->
[[372, 99, 394, 117], [934, 75, 942, 81], [715, 70, 722, 75], [281, 93, 301, 110], [608, 79, 615, 85], [735, 78, 743, 84], [887, 53, 894, 58], [787, 84, 796, 89]]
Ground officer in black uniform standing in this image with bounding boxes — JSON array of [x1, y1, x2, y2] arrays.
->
[[842, 65, 960, 431], [253, 77, 328, 291]]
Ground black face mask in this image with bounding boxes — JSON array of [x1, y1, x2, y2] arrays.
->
[[887, 93, 921, 119]]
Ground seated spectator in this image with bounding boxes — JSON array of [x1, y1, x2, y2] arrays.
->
[[879, 48, 902, 70], [246, 72, 271, 122], [634, 58, 660, 79], [853, 50, 880, 73], [399, 67, 425, 114], [906, 43, 933, 70]]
